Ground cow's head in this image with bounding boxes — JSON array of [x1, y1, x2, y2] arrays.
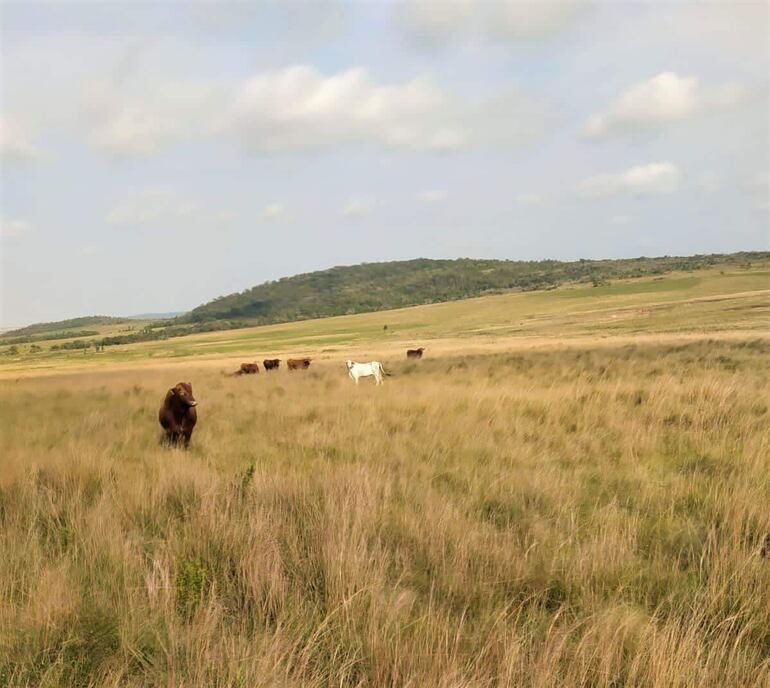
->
[[346, 360, 353, 370], [171, 382, 197, 407]]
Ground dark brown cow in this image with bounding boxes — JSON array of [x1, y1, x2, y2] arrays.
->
[[159, 382, 198, 448], [287, 357, 311, 370], [263, 358, 281, 370], [406, 347, 425, 359]]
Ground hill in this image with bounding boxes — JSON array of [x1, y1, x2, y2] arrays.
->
[[185, 253, 765, 326], [1, 260, 768, 371], [0, 316, 130, 345], [3, 315, 127, 338], [5, 252, 768, 352]]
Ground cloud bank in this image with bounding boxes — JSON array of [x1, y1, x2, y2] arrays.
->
[[585, 72, 745, 138], [579, 162, 682, 198]]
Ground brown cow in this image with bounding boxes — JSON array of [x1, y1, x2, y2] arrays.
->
[[227, 362, 259, 376], [287, 357, 311, 370], [159, 382, 198, 448], [263, 358, 281, 370], [406, 347, 425, 359]]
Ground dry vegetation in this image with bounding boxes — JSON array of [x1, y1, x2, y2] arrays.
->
[[1, 335, 769, 687]]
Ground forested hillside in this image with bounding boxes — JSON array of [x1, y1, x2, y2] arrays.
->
[[6, 252, 767, 350], [185, 253, 764, 325]]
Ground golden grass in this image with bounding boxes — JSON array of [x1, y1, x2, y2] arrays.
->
[[1, 335, 769, 686], [3, 266, 769, 376]]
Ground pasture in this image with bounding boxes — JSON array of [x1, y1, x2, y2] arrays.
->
[[1, 267, 769, 686], [2, 266, 769, 375]]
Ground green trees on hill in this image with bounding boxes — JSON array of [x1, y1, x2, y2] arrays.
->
[[185, 253, 764, 326], [8, 252, 767, 351]]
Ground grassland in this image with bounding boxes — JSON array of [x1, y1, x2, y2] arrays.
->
[[1, 266, 769, 686], [2, 265, 768, 376]]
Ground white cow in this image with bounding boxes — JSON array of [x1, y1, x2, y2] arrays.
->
[[346, 360, 387, 385]]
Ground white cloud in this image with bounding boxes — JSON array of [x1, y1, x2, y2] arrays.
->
[[516, 193, 544, 206], [579, 162, 682, 198], [227, 65, 545, 154], [261, 203, 284, 219], [416, 189, 448, 202], [0, 218, 31, 239], [0, 117, 44, 162], [4, 31, 546, 160], [229, 65, 452, 153], [85, 78, 223, 158], [89, 106, 177, 158], [341, 198, 375, 217], [397, 0, 584, 45], [610, 215, 634, 226], [585, 72, 746, 138]]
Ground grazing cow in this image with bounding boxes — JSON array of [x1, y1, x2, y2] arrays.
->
[[287, 357, 311, 370], [406, 347, 425, 359], [227, 362, 259, 376], [263, 358, 281, 370], [346, 360, 388, 385], [159, 382, 198, 447]]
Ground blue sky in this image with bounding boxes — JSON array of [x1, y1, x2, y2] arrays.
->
[[1, 1, 768, 327]]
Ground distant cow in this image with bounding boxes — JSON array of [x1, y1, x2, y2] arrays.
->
[[287, 357, 311, 370], [228, 362, 259, 376], [263, 358, 281, 370], [159, 382, 198, 448], [406, 347, 425, 359], [346, 360, 388, 385]]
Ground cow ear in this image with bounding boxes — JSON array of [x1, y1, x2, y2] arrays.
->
[[170, 387, 176, 395]]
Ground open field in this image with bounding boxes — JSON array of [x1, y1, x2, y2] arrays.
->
[[1, 267, 770, 686], [2, 265, 769, 378]]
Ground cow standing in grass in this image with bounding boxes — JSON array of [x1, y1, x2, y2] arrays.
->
[[159, 382, 198, 448], [346, 360, 388, 385]]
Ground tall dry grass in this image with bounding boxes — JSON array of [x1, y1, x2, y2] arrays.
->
[[1, 338, 769, 686]]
